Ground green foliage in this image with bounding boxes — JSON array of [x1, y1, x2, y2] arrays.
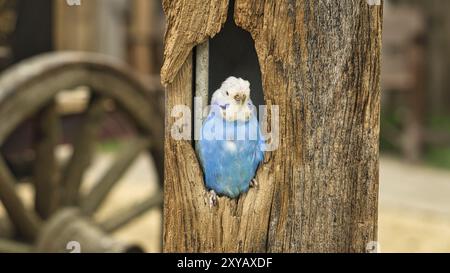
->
[[381, 112, 450, 169], [425, 147, 450, 169], [424, 115, 450, 169], [380, 111, 403, 154], [428, 115, 450, 132], [97, 139, 125, 153]]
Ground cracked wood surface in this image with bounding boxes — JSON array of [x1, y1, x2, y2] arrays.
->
[[163, 0, 383, 252]]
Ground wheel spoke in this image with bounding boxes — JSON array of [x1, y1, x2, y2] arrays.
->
[[0, 216, 14, 238], [81, 137, 151, 215], [99, 191, 163, 233], [61, 96, 106, 206], [33, 102, 61, 219], [0, 156, 41, 240], [0, 238, 33, 253]]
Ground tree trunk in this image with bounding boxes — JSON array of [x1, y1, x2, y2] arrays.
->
[[162, 0, 383, 253]]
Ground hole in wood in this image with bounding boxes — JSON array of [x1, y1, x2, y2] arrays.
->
[[192, 0, 267, 202], [193, 0, 265, 137], [208, 1, 264, 109]]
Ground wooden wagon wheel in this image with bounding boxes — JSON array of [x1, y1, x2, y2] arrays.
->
[[0, 52, 164, 253]]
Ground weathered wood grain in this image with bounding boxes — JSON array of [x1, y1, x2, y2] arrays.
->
[[161, 0, 229, 85], [163, 0, 383, 253]]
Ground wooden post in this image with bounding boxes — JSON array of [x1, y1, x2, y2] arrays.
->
[[129, 0, 155, 74], [194, 41, 209, 146], [54, 0, 99, 52], [54, 0, 127, 58], [162, 0, 383, 253]]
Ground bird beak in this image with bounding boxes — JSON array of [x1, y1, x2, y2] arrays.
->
[[234, 94, 247, 105]]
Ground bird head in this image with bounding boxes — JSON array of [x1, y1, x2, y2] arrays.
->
[[211, 77, 254, 122]]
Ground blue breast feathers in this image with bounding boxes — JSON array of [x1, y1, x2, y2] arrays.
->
[[197, 105, 265, 198]]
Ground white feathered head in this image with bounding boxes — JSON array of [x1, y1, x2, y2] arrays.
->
[[211, 77, 254, 122]]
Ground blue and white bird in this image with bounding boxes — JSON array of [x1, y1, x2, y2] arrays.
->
[[198, 77, 265, 206]]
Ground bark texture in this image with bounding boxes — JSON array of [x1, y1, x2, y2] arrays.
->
[[161, 0, 229, 85], [163, 0, 383, 253]]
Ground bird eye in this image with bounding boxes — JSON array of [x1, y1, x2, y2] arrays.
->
[[226, 91, 229, 96]]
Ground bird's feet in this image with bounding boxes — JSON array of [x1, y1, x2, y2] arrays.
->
[[209, 190, 218, 208], [250, 179, 259, 188]]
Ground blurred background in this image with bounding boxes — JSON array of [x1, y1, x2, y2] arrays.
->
[[0, 0, 449, 252], [0, 0, 166, 253], [380, 0, 450, 252]]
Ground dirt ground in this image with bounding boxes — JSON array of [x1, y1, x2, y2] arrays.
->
[[379, 156, 450, 252], [1, 152, 450, 253]]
